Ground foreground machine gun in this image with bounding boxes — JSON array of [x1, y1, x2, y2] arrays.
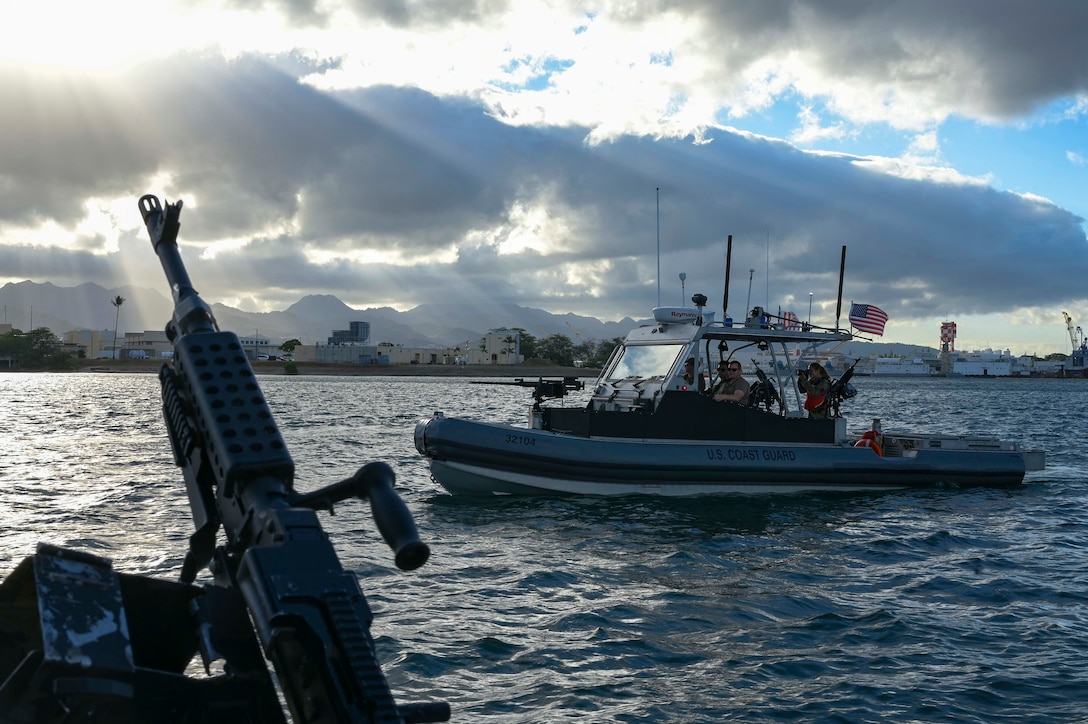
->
[[0, 196, 449, 723]]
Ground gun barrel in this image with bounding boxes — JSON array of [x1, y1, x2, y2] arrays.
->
[[139, 194, 216, 337]]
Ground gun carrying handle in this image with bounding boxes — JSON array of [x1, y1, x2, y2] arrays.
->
[[292, 462, 430, 571], [360, 463, 431, 572]]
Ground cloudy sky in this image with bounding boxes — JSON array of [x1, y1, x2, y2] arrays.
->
[[2, 0, 1086, 354]]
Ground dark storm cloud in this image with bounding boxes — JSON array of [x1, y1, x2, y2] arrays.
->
[[196, 0, 1088, 127], [0, 243, 116, 280], [224, 0, 329, 25], [343, 0, 509, 27], [305, 0, 1088, 123], [683, 0, 1088, 121], [0, 48, 1084, 325], [0, 66, 157, 225], [173, 92, 1086, 323], [0, 55, 513, 247]]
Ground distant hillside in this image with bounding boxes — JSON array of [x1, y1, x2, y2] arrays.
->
[[1, 280, 949, 357], [0, 280, 173, 334], [399, 302, 639, 346], [0, 280, 641, 348]]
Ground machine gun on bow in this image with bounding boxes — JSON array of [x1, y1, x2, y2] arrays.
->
[[0, 196, 449, 723], [822, 358, 861, 418], [472, 376, 585, 409]]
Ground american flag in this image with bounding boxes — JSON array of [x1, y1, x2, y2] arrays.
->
[[849, 303, 888, 336], [782, 311, 801, 331]]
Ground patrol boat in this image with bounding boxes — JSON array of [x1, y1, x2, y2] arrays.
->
[[414, 254, 1045, 496]]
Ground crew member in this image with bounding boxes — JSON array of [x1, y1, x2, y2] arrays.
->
[[682, 357, 706, 392], [798, 362, 832, 419], [710, 361, 749, 405]]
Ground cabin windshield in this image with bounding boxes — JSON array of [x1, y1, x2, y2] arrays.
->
[[605, 343, 686, 382]]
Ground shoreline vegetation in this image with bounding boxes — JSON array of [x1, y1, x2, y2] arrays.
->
[[37, 359, 598, 378]]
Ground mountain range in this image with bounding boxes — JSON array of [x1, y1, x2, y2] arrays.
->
[[0, 279, 938, 359], [0, 280, 641, 348]]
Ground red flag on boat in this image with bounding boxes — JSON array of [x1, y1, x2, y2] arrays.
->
[[783, 311, 801, 331], [849, 303, 888, 336]]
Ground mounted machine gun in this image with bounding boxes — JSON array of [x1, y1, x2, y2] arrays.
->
[[823, 358, 861, 418], [472, 376, 585, 409], [0, 196, 449, 723]]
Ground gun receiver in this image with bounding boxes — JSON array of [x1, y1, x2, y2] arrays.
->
[[0, 196, 449, 723]]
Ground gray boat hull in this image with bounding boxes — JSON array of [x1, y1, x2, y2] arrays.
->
[[414, 414, 1030, 496]]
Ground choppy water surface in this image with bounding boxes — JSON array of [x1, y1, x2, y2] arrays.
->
[[2, 372, 1087, 722]]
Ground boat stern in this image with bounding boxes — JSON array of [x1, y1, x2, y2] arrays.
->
[[1023, 449, 1047, 472]]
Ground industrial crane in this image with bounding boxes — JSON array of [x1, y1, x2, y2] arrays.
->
[[1063, 311, 1086, 352], [566, 321, 589, 345]]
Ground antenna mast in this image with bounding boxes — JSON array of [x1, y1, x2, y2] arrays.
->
[[656, 187, 661, 307], [723, 234, 732, 319], [835, 245, 846, 330]]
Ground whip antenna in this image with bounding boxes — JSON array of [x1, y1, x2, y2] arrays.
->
[[835, 245, 846, 330], [723, 234, 733, 319]]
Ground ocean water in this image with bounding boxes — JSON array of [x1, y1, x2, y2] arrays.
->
[[2, 372, 1087, 722]]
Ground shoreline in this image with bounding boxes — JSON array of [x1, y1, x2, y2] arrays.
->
[[52, 359, 598, 378]]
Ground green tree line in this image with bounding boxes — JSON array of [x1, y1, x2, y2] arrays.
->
[[0, 328, 73, 370], [488, 328, 623, 369]]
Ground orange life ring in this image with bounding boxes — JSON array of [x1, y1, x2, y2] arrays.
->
[[854, 437, 883, 456]]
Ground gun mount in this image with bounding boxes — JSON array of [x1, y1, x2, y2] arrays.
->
[[0, 196, 449, 723]]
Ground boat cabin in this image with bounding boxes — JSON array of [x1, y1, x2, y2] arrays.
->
[[537, 299, 854, 445]]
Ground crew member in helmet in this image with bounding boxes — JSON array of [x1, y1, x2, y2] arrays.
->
[[681, 357, 706, 392]]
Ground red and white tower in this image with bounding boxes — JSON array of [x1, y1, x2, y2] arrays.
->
[[940, 321, 957, 352]]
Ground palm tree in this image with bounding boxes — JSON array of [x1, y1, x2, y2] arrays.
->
[[111, 295, 125, 358], [502, 334, 518, 364]]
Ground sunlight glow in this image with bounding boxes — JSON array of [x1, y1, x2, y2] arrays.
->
[[0, 184, 181, 255], [0, 1, 306, 71], [302, 243, 457, 268], [559, 258, 613, 299], [0, 220, 71, 250], [497, 201, 569, 255], [199, 237, 253, 259], [2, 1, 190, 69], [855, 156, 991, 187]]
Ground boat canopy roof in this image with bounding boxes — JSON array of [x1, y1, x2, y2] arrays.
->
[[697, 324, 853, 345], [625, 316, 853, 347], [596, 312, 854, 394]]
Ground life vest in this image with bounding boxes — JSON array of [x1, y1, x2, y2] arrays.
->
[[803, 394, 825, 412]]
